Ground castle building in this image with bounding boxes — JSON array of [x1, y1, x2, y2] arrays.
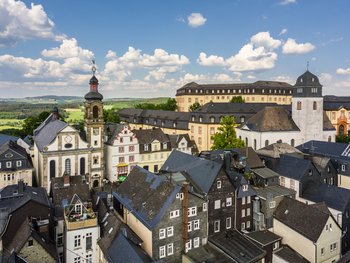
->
[[176, 81, 292, 112], [32, 69, 104, 191], [236, 70, 336, 150]]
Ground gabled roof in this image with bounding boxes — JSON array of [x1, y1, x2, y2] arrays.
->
[[240, 107, 300, 132], [113, 166, 181, 229], [0, 141, 32, 170], [209, 230, 266, 263], [274, 197, 331, 242], [237, 177, 256, 198], [33, 113, 68, 151], [0, 134, 19, 146], [302, 182, 350, 212], [235, 147, 265, 169], [105, 123, 129, 145], [257, 143, 303, 158], [133, 128, 169, 144], [272, 154, 313, 180], [161, 150, 222, 194], [297, 140, 350, 161], [273, 245, 309, 263], [168, 133, 194, 149]]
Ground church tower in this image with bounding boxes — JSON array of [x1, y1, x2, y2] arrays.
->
[[84, 62, 104, 188], [291, 70, 324, 142]]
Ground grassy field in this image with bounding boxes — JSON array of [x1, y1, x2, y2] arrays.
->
[[0, 119, 23, 131]]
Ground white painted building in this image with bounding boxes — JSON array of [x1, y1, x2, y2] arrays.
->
[[104, 124, 139, 182], [236, 70, 336, 150]]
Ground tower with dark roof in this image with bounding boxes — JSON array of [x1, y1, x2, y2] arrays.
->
[[292, 70, 324, 141], [84, 63, 105, 188]]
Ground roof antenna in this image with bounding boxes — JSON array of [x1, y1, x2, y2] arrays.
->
[[92, 59, 96, 76], [306, 61, 309, 71]]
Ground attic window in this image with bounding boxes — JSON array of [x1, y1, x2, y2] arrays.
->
[[297, 88, 303, 93], [242, 185, 248, 191], [75, 204, 82, 214], [5, 153, 13, 158], [269, 201, 276, 209], [308, 169, 312, 176], [28, 239, 33, 247]]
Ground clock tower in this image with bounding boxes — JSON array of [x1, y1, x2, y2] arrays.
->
[[84, 61, 105, 188]]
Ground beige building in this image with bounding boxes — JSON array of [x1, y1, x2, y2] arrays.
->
[[273, 198, 341, 263], [176, 81, 292, 112]]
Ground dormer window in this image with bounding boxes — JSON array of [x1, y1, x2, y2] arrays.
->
[[199, 117, 203, 123], [311, 87, 318, 93], [242, 185, 248, 191], [217, 180, 222, 189], [297, 88, 303, 93], [144, 144, 149, 151], [163, 143, 167, 149], [240, 116, 245, 123], [210, 116, 215, 123], [191, 116, 195, 122]]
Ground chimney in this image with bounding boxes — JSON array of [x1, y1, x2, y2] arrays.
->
[[18, 180, 24, 194], [63, 172, 70, 187], [52, 107, 59, 121]]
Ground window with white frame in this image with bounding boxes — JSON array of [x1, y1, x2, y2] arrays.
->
[[159, 228, 166, 239], [214, 220, 220, 233], [242, 184, 248, 191], [330, 242, 337, 252], [74, 257, 80, 263], [269, 201, 276, 208], [74, 235, 81, 248], [164, 243, 172, 257], [217, 180, 222, 189], [144, 144, 149, 151], [86, 254, 92, 263], [163, 143, 167, 149], [159, 246, 166, 258], [203, 202, 207, 211], [188, 221, 192, 232], [6, 161, 11, 168], [247, 220, 251, 228], [241, 222, 245, 230], [226, 197, 232, 206], [214, 200, 221, 209], [193, 237, 200, 248], [86, 232, 92, 251], [321, 247, 325, 256], [186, 240, 192, 252], [167, 227, 174, 237], [342, 165, 346, 172], [226, 217, 232, 229], [247, 208, 251, 216], [170, 210, 180, 218], [193, 220, 200, 230], [16, 160, 22, 167], [188, 207, 197, 217], [242, 196, 246, 205], [242, 209, 246, 217], [247, 196, 251, 204]]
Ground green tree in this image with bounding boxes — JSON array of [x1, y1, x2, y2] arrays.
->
[[188, 102, 201, 112], [104, 108, 120, 123], [229, 96, 245, 103], [134, 98, 177, 111], [211, 116, 245, 150], [21, 110, 64, 136]]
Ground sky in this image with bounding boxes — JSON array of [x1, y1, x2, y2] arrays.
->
[[0, 0, 350, 98]]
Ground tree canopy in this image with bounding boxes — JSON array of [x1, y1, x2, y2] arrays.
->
[[188, 102, 201, 112], [229, 96, 245, 103], [104, 108, 120, 123], [211, 116, 245, 150], [135, 98, 177, 111]]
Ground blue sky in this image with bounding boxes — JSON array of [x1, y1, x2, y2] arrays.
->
[[0, 0, 350, 98]]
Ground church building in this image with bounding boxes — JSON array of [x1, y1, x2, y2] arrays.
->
[[32, 66, 105, 191], [236, 70, 336, 150]]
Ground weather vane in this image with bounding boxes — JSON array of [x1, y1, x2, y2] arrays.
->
[[91, 59, 96, 76]]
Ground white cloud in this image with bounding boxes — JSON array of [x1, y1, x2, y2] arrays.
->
[[336, 68, 350, 75], [250, 32, 281, 50], [140, 48, 189, 67], [319, 73, 333, 83], [279, 28, 288, 36], [271, 75, 294, 84], [247, 75, 256, 79], [279, 0, 297, 5], [197, 52, 226, 66], [0, 0, 64, 47], [187, 13, 207, 28], [282, 38, 315, 54]]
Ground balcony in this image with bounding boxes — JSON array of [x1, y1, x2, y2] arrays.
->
[[64, 202, 97, 230]]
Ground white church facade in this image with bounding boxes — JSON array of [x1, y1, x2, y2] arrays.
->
[[236, 70, 336, 150], [32, 70, 105, 191]]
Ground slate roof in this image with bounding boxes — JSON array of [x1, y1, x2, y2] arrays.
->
[[257, 143, 303, 158], [133, 128, 169, 145], [168, 133, 194, 149], [337, 250, 350, 263], [240, 107, 300, 132], [195, 102, 278, 114], [273, 245, 310, 263], [237, 177, 256, 198], [274, 197, 331, 242], [209, 230, 266, 263], [251, 167, 281, 179], [0, 183, 50, 214], [160, 150, 223, 194], [113, 166, 181, 229], [235, 147, 265, 169], [272, 154, 312, 180], [294, 70, 321, 87], [33, 113, 68, 151], [0, 134, 19, 146], [297, 140, 350, 161], [253, 185, 296, 200], [323, 112, 336, 130], [105, 123, 125, 145], [0, 140, 33, 170], [245, 230, 282, 246], [185, 244, 235, 263], [302, 182, 350, 212]]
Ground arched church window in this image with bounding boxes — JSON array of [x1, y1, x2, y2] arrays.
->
[[265, 140, 269, 147], [80, 157, 85, 175], [339, 125, 345, 135], [93, 106, 99, 119], [313, 101, 317, 110], [297, 101, 302, 110], [50, 160, 56, 179], [65, 159, 71, 175], [291, 139, 295, 147]]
